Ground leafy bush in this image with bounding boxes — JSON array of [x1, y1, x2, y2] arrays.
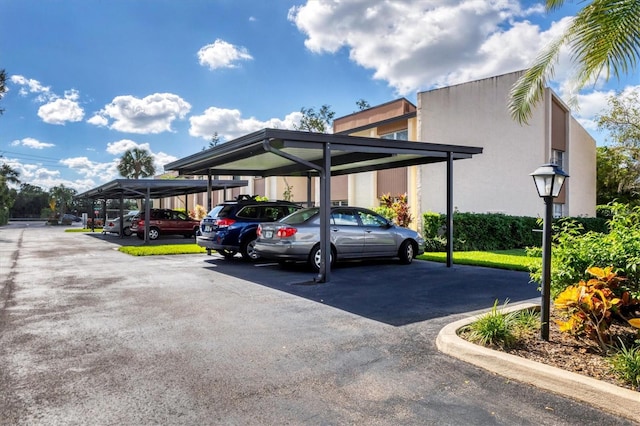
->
[[609, 341, 640, 390], [462, 300, 517, 348], [422, 212, 540, 251], [530, 203, 640, 298], [0, 207, 8, 226], [461, 300, 538, 349], [554, 267, 636, 351], [378, 193, 413, 227], [373, 205, 395, 222]]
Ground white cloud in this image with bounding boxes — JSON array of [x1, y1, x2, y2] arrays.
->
[[87, 114, 109, 126], [10, 75, 52, 101], [105, 139, 176, 175], [189, 107, 301, 140], [90, 93, 191, 134], [288, 0, 555, 94], [106, 139, 146, 155], [38, 96, 85, 125], [197, 39, 253, 70], [10, 137, 55, 149], [60, 156, 118, 180]]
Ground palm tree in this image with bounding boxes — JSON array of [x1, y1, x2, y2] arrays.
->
[[0, 163, 20, 185], [509, 0, 640, 124], [117, 148, 156, 179]]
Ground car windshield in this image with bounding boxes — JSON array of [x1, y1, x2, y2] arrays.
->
[[281, 208, 319, 224]]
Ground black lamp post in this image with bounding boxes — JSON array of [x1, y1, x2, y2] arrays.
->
[[530, 163, 569, 341]]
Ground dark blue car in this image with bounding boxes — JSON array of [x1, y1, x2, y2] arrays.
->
[[197, 196, 301, 260]]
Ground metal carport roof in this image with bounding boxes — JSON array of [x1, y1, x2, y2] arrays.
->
[[165, 128, 483, 283], [76, 178, 248, 242], [75, 178, 247, 200]]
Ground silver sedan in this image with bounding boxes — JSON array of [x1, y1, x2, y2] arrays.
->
[[102, 211, 138, 236], [255, 206, 425, 271]]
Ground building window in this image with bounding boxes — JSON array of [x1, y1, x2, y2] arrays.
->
[[380, 129, 408, 140], [552, 150, 565, 169], [553, 203, 564, 218], [331, 200, 348, 206]]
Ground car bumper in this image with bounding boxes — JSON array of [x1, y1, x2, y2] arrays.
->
[[254, 241, 312, 261], [197, 235, 239, 251]]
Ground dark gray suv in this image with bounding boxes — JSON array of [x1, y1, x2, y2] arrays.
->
[[197, 196, 301, 260]]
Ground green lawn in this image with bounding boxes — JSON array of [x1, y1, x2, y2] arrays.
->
[[417, 249, 538, 271], [119, 244, 207, 256]]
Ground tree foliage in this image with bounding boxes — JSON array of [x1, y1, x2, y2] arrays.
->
[[596, 146, 640, 205], [117, 148, 156, 179], [356, 99, 370, 111], [595, 89, 640, 206], [0, 68, 7, 115], [11, 183, 50, 218], [0, 163, 20, 224], [49, 184, 77, 215], [295, 105, 335, 133], [597, 88, 640, 147], [509, 0, 640, 124]]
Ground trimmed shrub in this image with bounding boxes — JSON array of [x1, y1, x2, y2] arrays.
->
[[422, 212, 608, 253], [529, 203, 640, 299]]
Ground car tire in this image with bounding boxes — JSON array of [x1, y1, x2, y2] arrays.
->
[[148, 227, 160, 240], [240, 237, 260, 261], [398, 240, 415, 264], [123, 227, 132, 237], [218, 249, 237, 259], [309, 244, 335, 272]]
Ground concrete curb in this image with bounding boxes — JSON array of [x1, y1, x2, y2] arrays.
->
[[436, 302, 640, 420]]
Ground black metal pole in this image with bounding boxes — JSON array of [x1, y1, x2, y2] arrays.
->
[[541, 196, 553, 341], [446, 152, 453, 268]]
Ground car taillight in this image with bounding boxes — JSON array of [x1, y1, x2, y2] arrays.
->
[[256, 225, 262, 237], [276, 226, 297, 238], [215, 218, 236, 228], [107, 221, 115, 227]]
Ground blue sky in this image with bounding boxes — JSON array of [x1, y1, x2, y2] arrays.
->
[[1, 0, 637, 192]]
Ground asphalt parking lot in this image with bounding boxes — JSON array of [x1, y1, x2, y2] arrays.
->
[[1, 222, 637, 425]]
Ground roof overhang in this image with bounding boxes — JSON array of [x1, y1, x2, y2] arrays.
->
[[165, 128, 482, 177]]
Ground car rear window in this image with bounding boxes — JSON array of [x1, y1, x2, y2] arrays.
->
[[207, 204, 234, 218], [282, 208, 319, 225]]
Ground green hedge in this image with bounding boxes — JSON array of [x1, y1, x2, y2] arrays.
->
[[422, 212, 607, 252], [0, 207, 8, 226]]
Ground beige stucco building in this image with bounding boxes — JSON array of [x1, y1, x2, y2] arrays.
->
[[416, 71, 596, 218], [159, 70, 596, 225]]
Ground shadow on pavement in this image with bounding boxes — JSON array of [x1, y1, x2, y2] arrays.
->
[[83, 231, 197, 246], [202, 256, 540, 327]]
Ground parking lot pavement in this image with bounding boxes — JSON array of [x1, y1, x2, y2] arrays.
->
[[1, 226, 637, 425]]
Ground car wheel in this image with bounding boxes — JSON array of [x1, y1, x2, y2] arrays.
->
[[123, 226, 132, 237], [136, 232, 144, 240], [398, 240, 415, 264], [148, 227, 160, 240], [309, 244, 334, 272], [240, 237, 260, 261], [217, 249, 237, 259]]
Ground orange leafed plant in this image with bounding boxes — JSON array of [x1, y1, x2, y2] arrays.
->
[[554, 266, 631, 351]]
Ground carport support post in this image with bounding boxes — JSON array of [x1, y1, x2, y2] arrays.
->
[[315, 142, 331, 283], [144, 185, 151, 243], [446, 152, 453, 268], [207, 171, 212, 211], [118, 195, 124, 238]]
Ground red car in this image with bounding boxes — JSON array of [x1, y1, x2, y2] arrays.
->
[[131, 209, 200, 240]]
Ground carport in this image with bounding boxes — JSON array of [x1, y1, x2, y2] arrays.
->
[[76, 178, 247, 242], [166, 128, 482, 283]]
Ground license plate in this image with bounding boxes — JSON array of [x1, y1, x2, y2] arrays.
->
[[264, 230, 273, 239], [203, 225, 212, 232]]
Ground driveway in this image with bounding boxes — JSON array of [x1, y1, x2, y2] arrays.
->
[[0, 223, 636, 425]]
